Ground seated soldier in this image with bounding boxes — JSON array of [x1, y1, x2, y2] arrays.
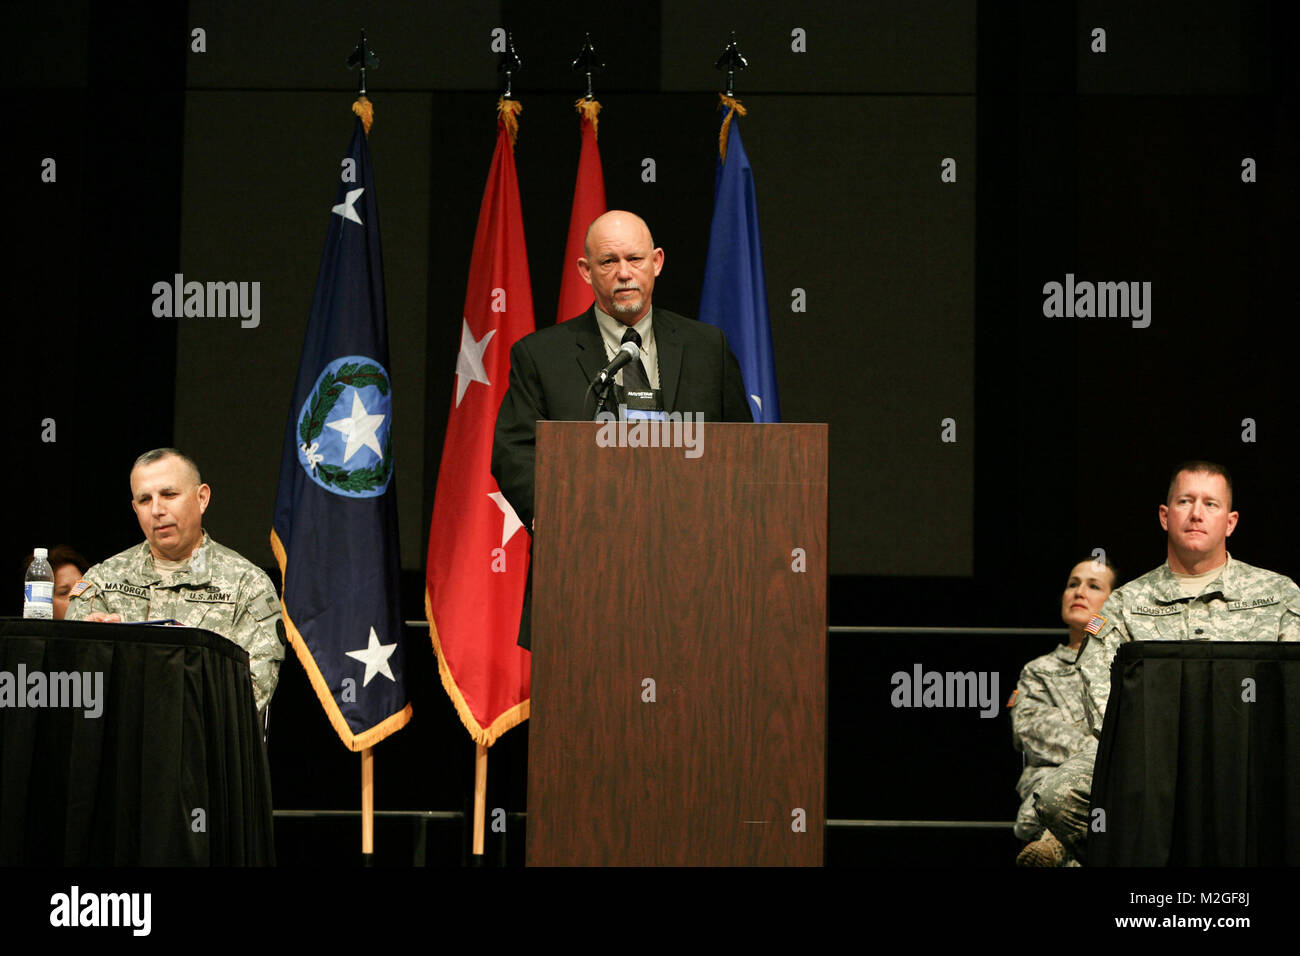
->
[[65, 448, 285, 714], [1022, 461, 1300, 865], [1010, 555, 1118, 851]]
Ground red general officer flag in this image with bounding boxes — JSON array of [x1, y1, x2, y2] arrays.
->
[[556, 98, 606, 323], [425, 98, 533, 745]]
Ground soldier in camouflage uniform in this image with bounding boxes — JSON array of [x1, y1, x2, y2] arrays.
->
[[65, 449, 284, 713], [1024, 462, 1300, 865], [1013, 645, 1089, 840], [1011, 558, 1115, 841]]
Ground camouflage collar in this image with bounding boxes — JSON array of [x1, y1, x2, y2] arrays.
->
[[126, 531, 212, 586], [1150, 556, 1239, 604], [186, 534, 214, 586], [1052, 642, 1081, 663]]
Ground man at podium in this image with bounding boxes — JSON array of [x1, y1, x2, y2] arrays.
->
[[492, 209, 752, 533]]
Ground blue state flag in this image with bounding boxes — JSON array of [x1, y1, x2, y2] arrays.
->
[[271, 106, 411, 750], [699, 107, 781, 423]]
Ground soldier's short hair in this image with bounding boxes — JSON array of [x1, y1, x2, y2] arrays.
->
[[1166, 460, 1233, 509], [132, 448, 203, 487]]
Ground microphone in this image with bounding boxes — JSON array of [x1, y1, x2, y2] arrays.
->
[[592, 341, 640, 388]]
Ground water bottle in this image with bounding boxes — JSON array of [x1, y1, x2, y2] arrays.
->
[[24, 547, 54, 619]]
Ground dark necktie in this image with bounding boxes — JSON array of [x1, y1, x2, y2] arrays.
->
[[620, 327, 652, 390]]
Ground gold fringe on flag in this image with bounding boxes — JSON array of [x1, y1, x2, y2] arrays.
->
[[498, 97, 523, 148], [575, 97, 602, 139], [352, 96, 374, 135], [271, 529, 412, 751], [717, 93, 747, 163], [426, 589, 530, 747]]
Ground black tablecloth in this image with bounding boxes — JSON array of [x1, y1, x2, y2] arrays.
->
[[1090, 641, 1300, 866], [0, 618, 274, 865]]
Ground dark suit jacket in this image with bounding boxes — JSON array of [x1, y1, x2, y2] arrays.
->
[[492, 306, 753, 530], [491, 307, 753, 647]]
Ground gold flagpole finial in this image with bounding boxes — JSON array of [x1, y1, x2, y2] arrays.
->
[[347, 30, 379, 135]]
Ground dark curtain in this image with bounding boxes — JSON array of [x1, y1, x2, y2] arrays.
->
[[0, 620, 274, 865], [1091, 641, 1300, 866]]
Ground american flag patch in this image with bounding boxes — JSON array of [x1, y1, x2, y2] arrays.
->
[[1005, 689, 1019, 708], [1084, 614, 1105, 635], [70, 580, 91, 596]]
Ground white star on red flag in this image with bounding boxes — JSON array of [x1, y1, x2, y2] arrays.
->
[[488, 491, 525, 547], [454, 318, 496, 407]]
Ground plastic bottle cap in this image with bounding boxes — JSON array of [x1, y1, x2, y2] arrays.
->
[[34, 548, 48, 559]]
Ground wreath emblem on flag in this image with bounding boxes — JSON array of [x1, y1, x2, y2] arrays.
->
[[296, 356, 394, 498]]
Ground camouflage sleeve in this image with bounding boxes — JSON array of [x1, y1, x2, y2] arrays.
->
[[230, 570, 287, 713], [1279, 579, 1300, 642], [1011, 664, 1092, 766], [62, 566, 108, 620], [1077, 592, 1129, 736]]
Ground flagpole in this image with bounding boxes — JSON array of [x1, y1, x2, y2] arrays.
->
[[472, 743, 489, 858], [427, 41, 534, 865], [351, 30, 382, 869], [556, 35, 607, 324], [572, 32, 603, 102], [715, 31, 748, 98], [276, 31, 410, 866], [361, 745, 374, 864], [702, 31, 779, 423]]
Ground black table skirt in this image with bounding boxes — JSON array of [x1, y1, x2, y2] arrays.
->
[[1090, 641, 1300, 866], [0, 619, 274, 865]]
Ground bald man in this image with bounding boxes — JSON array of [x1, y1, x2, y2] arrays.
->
[[491, 211, 752, 647]]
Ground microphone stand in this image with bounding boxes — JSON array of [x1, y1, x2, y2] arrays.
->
[[586, 376, 616, 420]]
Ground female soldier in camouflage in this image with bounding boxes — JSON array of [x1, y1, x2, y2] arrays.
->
[[1010, 556, 1119, 844]]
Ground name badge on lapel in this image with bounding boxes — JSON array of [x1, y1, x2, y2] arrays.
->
[[623, 388, 666, 420]]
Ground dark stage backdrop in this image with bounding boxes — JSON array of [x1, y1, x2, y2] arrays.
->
[[5, 0, 1299, 863], [174, 1, 976, 577]]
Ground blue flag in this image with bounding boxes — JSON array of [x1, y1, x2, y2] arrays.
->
[[699, 110, 780, 422], [271, 109, 411, 751]]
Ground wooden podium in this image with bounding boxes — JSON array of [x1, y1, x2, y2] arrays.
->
[[526, 421, 827, 866]]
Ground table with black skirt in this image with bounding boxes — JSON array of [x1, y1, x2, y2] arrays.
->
[[0, 618, 274, 865], [1090, 640, 1300, 866]]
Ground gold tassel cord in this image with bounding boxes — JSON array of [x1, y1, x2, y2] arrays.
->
[[498, 97, 523, 148], [575, 97, 602, 140], [717, 93, 747, 163], [352, 96, 374, 135]]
